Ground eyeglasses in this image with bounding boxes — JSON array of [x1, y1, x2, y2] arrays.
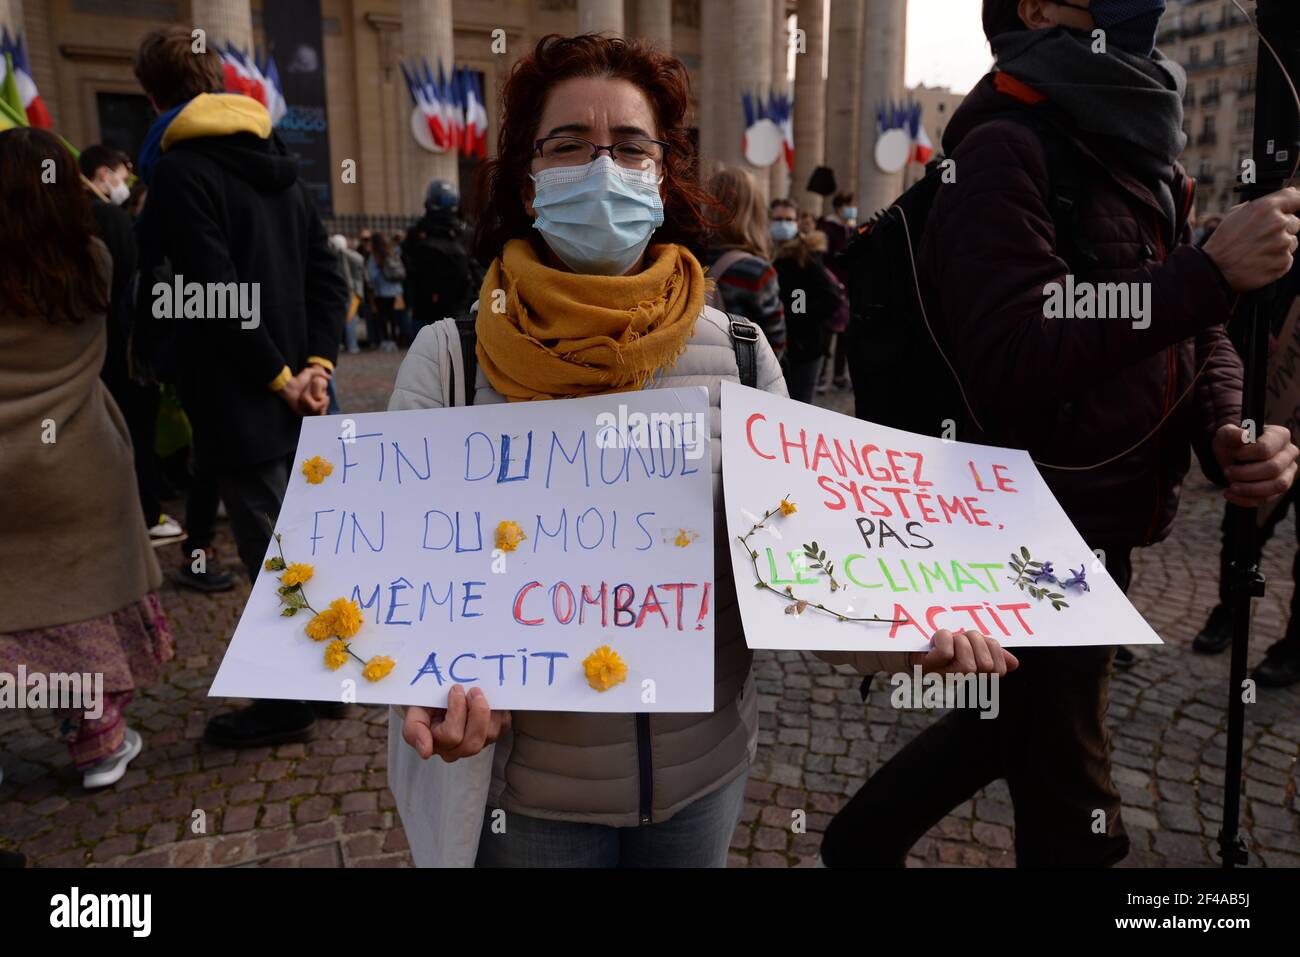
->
[[534, 136, 670, 170]]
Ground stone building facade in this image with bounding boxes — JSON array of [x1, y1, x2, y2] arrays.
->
[[1159, 0, 1259, 217], [0, 0, 910, 222]]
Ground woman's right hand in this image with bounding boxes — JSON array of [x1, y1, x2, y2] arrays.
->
[[402, 685, 512, 763]]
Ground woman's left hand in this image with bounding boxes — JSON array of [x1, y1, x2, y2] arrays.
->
[[908, 628, 1018, 677]]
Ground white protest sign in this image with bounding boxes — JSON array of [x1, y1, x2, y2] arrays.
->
[[720, 382, 1161, 652], [210, 387, 716, 712]]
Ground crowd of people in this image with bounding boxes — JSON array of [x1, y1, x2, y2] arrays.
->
[[2, 0, 1299, 870]]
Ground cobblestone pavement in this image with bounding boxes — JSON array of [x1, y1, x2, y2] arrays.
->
[[2, 350, 1297, 868]]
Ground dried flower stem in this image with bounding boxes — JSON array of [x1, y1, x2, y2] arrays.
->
[[738, 499, 904, 625]]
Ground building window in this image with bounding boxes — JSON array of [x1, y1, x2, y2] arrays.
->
[[96, 92, 153, 160]]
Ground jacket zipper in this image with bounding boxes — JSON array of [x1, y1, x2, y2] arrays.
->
[[635, 713, 653, 824], [1141, 214, 1177, 545]]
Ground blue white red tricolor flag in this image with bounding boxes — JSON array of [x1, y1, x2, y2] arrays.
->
[[0, 28, 52, 128], [741, 88, 794, 170], [877, 100, 935, 165], [401, 58, 487, 158], [219, 44, 286, 125]]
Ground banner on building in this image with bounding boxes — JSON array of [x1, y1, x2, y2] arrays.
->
[[262, 0, 333, 213]]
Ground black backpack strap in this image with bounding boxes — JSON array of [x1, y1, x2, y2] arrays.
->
[[1006, 110, 1097, 274], [452, 314, 478, 407], [727, 313, 759, 388]]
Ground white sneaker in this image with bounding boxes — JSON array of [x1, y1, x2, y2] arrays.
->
[[82, 728, 142, 789], [148, 514, 185, 547]]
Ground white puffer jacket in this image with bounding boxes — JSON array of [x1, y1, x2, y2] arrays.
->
[[386, 304, 904, 866]]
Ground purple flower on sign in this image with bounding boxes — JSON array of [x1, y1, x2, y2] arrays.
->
[[1061, 565, 1090, 592], [1032, 561, 1056, 585]]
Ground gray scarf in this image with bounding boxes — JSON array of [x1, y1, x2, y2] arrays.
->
[[992, 27, 1188, 228]]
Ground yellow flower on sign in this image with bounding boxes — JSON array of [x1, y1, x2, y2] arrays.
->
[[280, 563, 314, 587], [328, 597, 364, 639], [324, 639, 349, 671], [363, 656, 395, 682], [495, 519, 527, 553], [780, 498, 797, 516], [674, 529, 695, 548], [302, 455, 334, 485], [582, 645, 628, 692], [305, 611, 336, 641]]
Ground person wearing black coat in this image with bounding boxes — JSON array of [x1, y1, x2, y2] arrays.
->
[[80, 145, 171, 541], [132, 27, 349, 747], [770, 199, 845, 404]]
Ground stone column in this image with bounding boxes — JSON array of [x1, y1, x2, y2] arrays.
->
[[698, 0, 730, 168], [578, 0, 624, 35], [191, 0, 253, 51], [791, 0, 825, 213], [400, 0, 457, 214], [825, 0, 864, 202], [635, 0, 671, 50], [730, 0, 774, 201], [857, 0, 907, 217], [0, 0, 24, 36], [768, 0, 786, 202]]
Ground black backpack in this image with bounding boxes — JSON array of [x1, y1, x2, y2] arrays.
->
[[840, 112, 1092, 438]]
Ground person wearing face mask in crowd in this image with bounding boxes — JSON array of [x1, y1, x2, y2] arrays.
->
[[385, 33, 1017, 869], [698, 165, 787, 359], [770, 198, 848, 405], [817, 192, 858, 392], [79, 145, 178, 546], [821, 0, 1300, 868]]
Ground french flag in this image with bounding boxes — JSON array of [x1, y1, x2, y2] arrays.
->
[[260, 52, 287, 126], [768, 89, 794, 171], [907, 104, 934, 165], [219, 45, 266, 107], [464, 70, 488, 159], [1, 29, 52, 128], [402, 59, 449, 152], [218, 45, 287, 126]]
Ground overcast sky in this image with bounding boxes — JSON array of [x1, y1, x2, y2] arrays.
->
[[905, 0, 993, 93]]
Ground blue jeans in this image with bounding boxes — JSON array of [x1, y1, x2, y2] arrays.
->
[[474, 770, 748, 868]]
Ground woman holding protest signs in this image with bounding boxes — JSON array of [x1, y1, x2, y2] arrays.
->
[[386, 33, 1018, 868]]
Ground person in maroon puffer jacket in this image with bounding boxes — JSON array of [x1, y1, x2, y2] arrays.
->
[[821, 0, 1300, 868]]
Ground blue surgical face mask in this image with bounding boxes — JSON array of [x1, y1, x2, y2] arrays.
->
[[529, 155, 664, 275], [841, 206, 858, 222], [1058, 0, 1166, 57], [771, 220, 798, 243]]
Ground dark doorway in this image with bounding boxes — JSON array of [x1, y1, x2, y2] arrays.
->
[[95, 92, 153, 165]]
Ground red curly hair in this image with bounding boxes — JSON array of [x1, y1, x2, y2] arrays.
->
[[471, 33, 717, 261]]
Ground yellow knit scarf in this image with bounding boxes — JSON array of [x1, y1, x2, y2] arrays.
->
[[475, 238, 706, 401]]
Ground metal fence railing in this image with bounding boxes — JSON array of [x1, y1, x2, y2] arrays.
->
[[321, 213, 420, 241]]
